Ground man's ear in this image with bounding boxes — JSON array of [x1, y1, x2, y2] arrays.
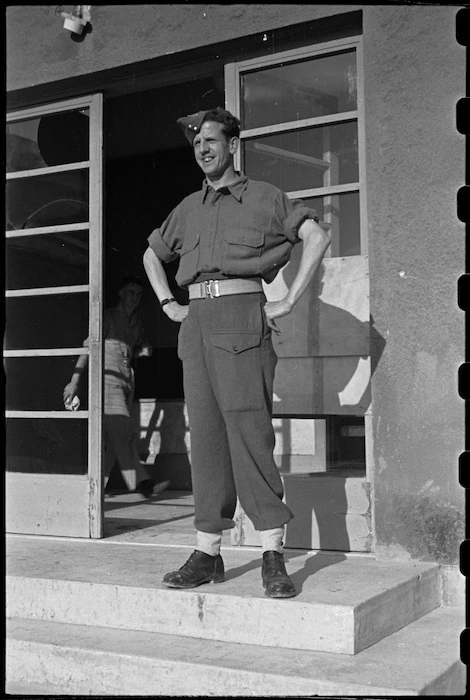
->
[[229, 136, 239, 155]]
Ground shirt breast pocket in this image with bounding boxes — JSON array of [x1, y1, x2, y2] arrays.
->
[[223, 230, 264, 276], [178, 232, 200, 281]]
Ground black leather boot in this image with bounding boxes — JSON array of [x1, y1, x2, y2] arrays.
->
[[262, 551, 297, 598], [163, 550, 225, 589]]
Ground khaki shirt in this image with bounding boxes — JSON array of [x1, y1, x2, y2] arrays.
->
[[147, 173, 318, 287], [102, 305, 148, 382]]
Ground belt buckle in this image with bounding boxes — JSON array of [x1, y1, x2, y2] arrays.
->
[[204, 280, 220, 299]]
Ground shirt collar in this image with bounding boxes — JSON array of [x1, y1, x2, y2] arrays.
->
[[201, 173, 248, 203]]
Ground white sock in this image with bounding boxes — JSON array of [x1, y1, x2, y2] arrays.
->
[[258, 527, 285, 554], [196, 530, 222, 556]]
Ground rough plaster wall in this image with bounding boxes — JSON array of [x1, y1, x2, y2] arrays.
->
[[363, 6, 465, 564], [6, 4, 358, 91]]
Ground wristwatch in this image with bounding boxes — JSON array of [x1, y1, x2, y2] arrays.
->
[[160, 297, 176, 308]]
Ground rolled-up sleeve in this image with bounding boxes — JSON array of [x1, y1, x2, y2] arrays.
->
[[147, 206, 183, 263], [275, 192, 319, 244]]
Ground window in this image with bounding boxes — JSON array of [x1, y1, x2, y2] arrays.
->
[[226, 37, 366, 257]]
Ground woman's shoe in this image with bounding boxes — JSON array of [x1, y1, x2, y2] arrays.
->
[[136, 478, 170, 498]]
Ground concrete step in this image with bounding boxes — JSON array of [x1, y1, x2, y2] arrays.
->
[[7, 535, 441, 655], [6, 607, 465, 696]]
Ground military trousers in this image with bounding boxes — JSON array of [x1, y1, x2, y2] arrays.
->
[[177, 291, 294, 534]]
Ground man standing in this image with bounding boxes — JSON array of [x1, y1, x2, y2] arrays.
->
[[63, 276, 169, 498], [143, 108, 330, 597]]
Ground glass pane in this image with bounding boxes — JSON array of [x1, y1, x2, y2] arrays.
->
[[303, 192, 360, 256], [6, 169, 89, 231], [6, 109, 90, 173], [243, 122, 358, 192], [242, 50, 357, 130], [6, 418, 88, 475], [6, 230, 89, 290], [327, 416, 365, 471], [5, 293, 89, 350], [5, 356, 89, 412]]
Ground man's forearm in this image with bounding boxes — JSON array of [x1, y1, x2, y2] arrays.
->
[[70, 353, 89, 385], [285, 220, 331, 309], [143, 247, 173, 302]]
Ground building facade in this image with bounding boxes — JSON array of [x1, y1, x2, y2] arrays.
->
[[5, 4, 464, 601]]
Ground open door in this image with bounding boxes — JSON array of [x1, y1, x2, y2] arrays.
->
[[5, 95, 104, 538]]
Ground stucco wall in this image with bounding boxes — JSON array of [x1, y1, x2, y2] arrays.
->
[[6, 4, 465, 565], [363, 6, 464, 564], [6, 4, 357, 91]]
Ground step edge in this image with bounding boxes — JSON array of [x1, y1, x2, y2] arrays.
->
[[8, 635, 457, 698]]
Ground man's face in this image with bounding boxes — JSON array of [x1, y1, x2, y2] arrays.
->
[[193, 121, 238, 180], [119, 283, 143, 312]]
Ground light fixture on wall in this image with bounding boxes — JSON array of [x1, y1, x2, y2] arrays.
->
[[55, 5, 91, 36]]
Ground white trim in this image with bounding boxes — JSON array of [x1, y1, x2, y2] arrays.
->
[[87, 93, 104, 539], [6, 161, 89, 180], [4, 348, 89, 358], [6, 410, 89, 419], [7, 96, 93, 122], [287, 183, 360, 200], [6, 284, 89, 297], [232, 36, 361, 72], [224, 61, 241, 171], [241, 112, 357, 139], [6, 222, 89, 238], [356, 38, 369, 257]]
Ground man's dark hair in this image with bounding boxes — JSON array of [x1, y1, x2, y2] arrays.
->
[[118, 275, 144, 290], [203, 107, 240, 139]]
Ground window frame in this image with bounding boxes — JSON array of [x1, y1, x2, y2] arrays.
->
[[225, 35, 368, 257]]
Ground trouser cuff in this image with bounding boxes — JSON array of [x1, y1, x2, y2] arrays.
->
[[258, 527, 285, 554], [196, 530, 222, 556]]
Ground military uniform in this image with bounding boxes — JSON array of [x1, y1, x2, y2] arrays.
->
[[148, 173, 318, 534]]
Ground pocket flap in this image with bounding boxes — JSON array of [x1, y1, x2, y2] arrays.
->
[[225, 230, 264, 248], [210, 332, 261, 354]]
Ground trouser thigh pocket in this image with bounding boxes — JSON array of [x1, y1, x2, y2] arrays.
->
[[210, 332, 264, 411]]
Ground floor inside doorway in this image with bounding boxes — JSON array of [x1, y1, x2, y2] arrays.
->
[[103, 490, 231, 548]]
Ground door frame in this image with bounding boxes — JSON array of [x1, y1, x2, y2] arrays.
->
[[5, 94, 104, 537]]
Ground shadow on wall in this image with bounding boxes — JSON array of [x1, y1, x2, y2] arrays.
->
[[269, 258, 386, 553]]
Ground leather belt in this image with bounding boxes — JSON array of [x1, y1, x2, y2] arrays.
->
[[188, 278, 263, 300]]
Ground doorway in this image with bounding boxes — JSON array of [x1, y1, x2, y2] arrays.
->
[[101, 72, 225, 541]]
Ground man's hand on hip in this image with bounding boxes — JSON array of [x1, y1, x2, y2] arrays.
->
[[264, 298, 294, 334], [164, 302, 189, 323]]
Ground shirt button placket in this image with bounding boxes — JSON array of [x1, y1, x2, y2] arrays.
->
[[208, 194, 220, 271]]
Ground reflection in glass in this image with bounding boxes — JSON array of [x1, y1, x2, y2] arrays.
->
[[6, 230, 89, 290], [6, 110, 89, 173], [5, 356, 89, 412], [6, 418, 88, 475], [5, 293, 89, 351], [6, 169, 89, 231], [303, 192, 360, 257], [242, 51, 357, 130], [243, 122, 358, 192]]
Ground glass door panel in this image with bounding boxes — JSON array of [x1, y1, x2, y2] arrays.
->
[[5, 95, 103, 538], [6, 229, 89, 290], [5, 293, 89, 350]]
